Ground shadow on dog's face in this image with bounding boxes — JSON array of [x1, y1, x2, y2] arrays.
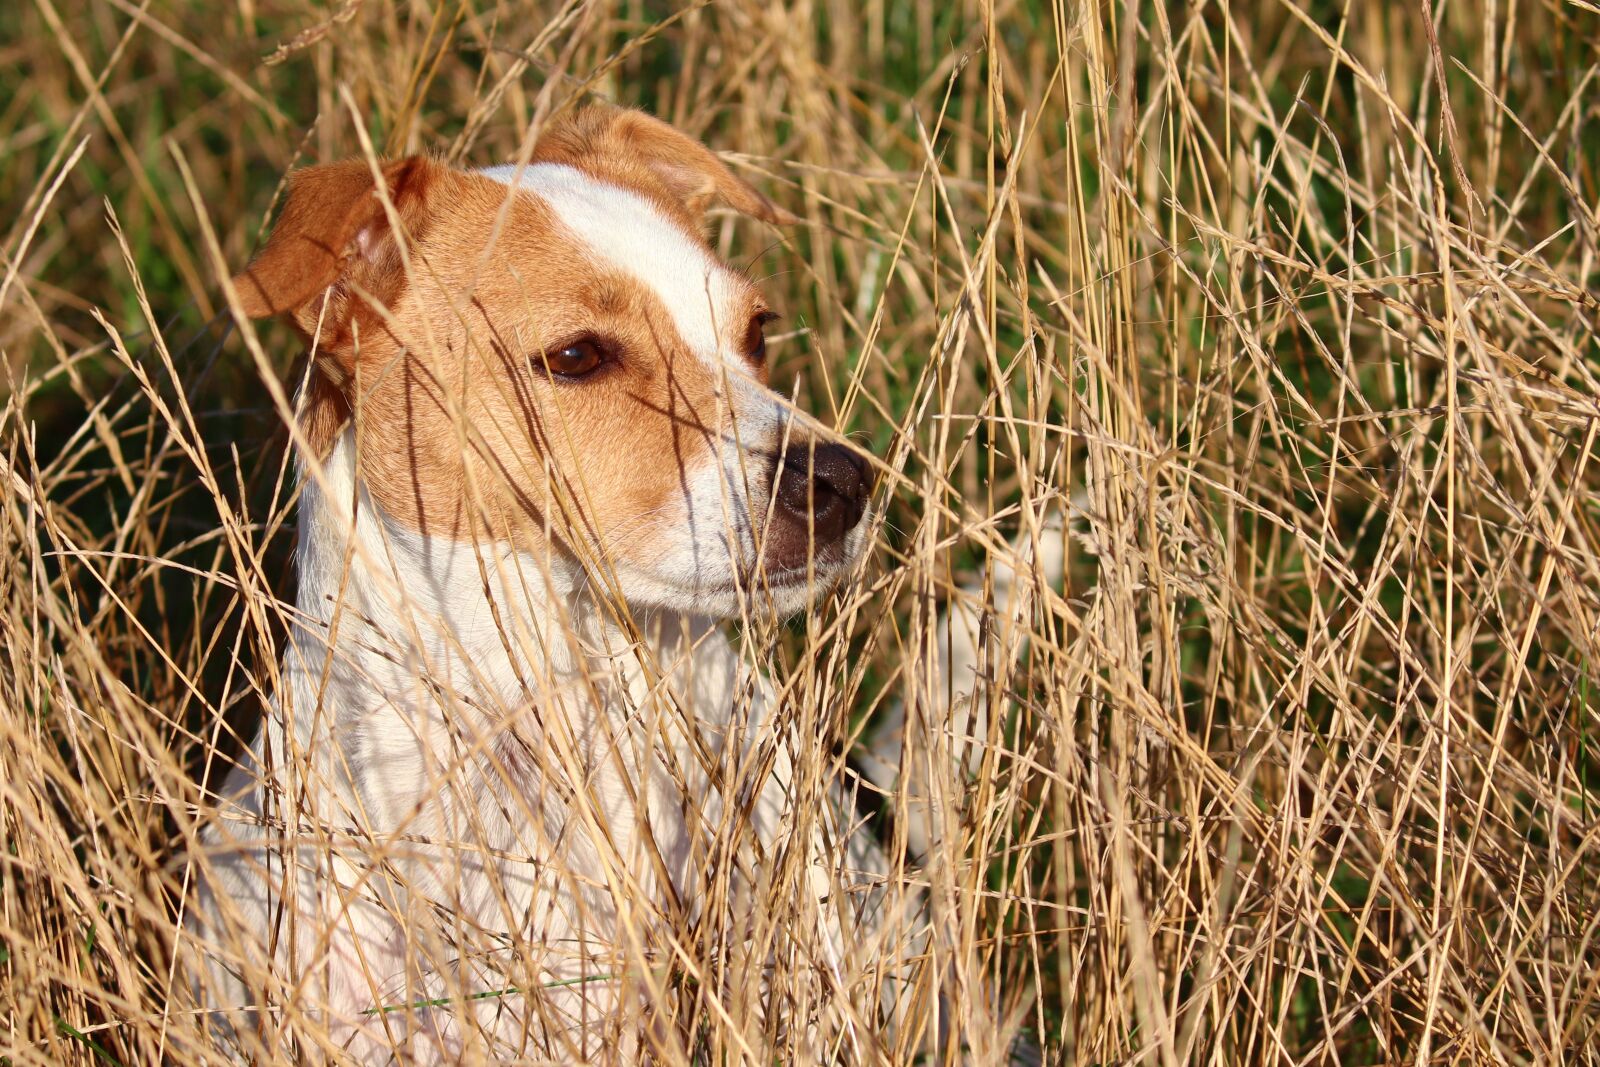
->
[[231, 107, 872, 619]]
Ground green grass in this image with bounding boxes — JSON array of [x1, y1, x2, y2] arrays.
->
[[4, 0, 1600, 1063]]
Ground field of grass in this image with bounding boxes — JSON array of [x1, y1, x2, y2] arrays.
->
[[3, 0, 1600, 1062]]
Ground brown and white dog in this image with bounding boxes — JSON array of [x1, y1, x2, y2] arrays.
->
[[185, 102, 1059, 1064], [187, 107, 898, 1063]]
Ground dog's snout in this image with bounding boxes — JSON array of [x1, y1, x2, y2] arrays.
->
[[774, 441, 870, 546]]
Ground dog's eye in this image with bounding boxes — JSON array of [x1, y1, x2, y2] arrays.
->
[[536, 337, 608, 379], [745, 311, 779, 365]]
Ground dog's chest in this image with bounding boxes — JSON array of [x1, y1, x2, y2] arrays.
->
[[335, 607, 762, 941]]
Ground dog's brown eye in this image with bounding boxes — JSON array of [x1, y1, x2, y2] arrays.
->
[[745, 311, 779, 364], [537, 337, 608, 378]]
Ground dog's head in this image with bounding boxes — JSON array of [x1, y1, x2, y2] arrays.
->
[[231, 106, 871, 618]]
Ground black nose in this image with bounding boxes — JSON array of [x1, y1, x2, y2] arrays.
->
[[774, 441, 870, 547]]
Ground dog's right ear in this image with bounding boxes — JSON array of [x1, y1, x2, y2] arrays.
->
[[230, 156, 443, 343], [532, 106, 799, 231]]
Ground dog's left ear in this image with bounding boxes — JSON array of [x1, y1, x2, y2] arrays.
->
[[532, 106, 800, 228]]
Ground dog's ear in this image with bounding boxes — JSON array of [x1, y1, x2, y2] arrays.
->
[[532, 106, 799, 228], [229, 156, 444, 333]]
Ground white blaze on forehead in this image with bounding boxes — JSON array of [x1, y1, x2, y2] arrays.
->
[[479, 163, 744, 370]]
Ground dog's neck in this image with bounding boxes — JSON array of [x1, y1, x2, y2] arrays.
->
[[286, 426, 670, 729]]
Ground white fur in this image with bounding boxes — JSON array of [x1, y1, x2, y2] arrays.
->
[[190, 436, 868, 1060]]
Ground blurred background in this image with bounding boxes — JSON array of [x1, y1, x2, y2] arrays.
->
[[3, 0, 1599, 1062]]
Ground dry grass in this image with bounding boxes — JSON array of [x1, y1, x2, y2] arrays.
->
[[3, 0, 1600, 1062]]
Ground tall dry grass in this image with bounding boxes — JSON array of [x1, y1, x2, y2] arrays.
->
[[2, 0, 1599, 1062]]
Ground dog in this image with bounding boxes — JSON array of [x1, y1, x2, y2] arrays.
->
[[186, 105, 1044, 1063], [185, 104, 895, 1063]]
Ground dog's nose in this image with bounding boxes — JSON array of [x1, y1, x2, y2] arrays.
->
[[774, 441, 870, 546]]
